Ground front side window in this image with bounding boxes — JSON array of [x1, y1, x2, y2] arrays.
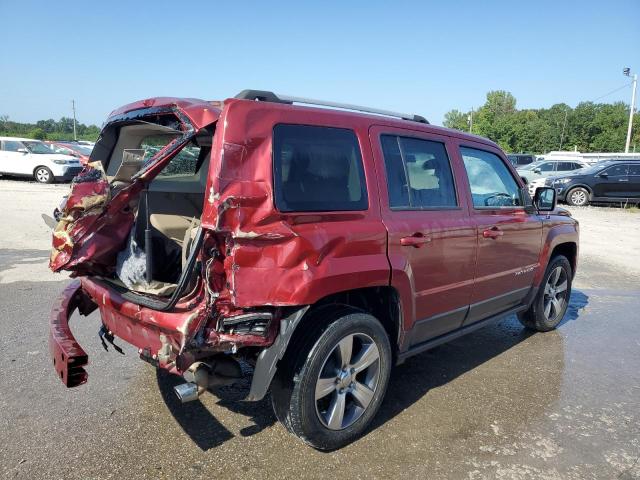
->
[[538, 162, 555, 172], [602, 164, 628, 177], [23, 141, 54, 154], [381, 135, 457, 209], [3, 140, 25, 152], [461, 147, 522, 208], [273, 124, 367, 212]]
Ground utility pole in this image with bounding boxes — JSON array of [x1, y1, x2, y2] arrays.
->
[[71, 99, 77, 141], [559, 107, 568, 150], [623, 68, 637, 153], [468, 108, 474, 133]]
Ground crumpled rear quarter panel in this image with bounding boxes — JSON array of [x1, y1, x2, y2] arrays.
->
[[201, 99, 390, 308]]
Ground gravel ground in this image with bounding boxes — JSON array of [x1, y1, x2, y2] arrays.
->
[[0, 179, 639, 480]]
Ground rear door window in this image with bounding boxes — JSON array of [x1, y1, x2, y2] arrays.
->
[[380, 135, 457, 209], [628, 164, 640, 176], [460, 147, 522, 208], [273, 124, 368, 212]]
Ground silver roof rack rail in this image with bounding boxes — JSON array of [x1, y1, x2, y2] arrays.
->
[[235, 89, 428, 124]]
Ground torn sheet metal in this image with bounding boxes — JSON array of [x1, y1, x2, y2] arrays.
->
[[200, 99, 390, 309]]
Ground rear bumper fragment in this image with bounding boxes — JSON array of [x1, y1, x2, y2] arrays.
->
[[49, 280, 96, 387]]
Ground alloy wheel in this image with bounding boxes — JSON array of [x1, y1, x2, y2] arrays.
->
[[543, 266, 568, 322], [315, 333, 380, 430], [570, 189, 587, 206]]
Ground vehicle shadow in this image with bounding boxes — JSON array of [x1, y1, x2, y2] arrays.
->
[[559, 288, 589, 326], [157, 289, 589, 451], [155, 360, 276, 451]]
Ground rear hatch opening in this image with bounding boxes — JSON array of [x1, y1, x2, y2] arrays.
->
[[50, 105, 218, 309]]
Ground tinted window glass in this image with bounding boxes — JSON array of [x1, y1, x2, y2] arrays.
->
[[273, 125, 367, 212], [556, 162, 577, 171], [381, 135, 456, 209], [538, 162, 555, 172], [461, 147, 522, 208], [381, 135, 410, 207], [603, 164, 629, 176], [628, 164, 640, 176], [2, 140, 24, 152]]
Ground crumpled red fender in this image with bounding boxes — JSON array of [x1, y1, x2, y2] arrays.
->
[[50, 162, 111, 272]]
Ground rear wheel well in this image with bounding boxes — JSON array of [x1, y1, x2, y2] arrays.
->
[[288, 287, 401, 361], [550, 242, 577, 277]]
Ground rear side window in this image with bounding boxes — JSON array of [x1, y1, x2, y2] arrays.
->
[[273, 124, 368, 212], [381, 135, 457, 209], [461, 147, 523, 208], [628, 164, 640, 176], [559, 162, 581, 170]]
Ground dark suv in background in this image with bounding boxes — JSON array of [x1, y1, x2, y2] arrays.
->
[[49, 90, 579, 450], [507, 153, 536, 166], [547, 160, 640, 206]]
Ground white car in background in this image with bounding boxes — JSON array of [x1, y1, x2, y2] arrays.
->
[[0, 137, 82, 183]]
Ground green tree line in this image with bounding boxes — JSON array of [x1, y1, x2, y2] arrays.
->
[[0, 115, 100, 141], [444, 90, 640, 154]]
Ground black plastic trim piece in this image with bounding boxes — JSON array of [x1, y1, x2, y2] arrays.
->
[[245, 306, 310, 401], [397, 304, 527, 364]]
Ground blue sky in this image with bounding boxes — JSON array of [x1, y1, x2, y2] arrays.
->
[[1, 0, 638, 126]]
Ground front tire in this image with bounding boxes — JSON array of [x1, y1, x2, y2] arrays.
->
[[271, 307, 392, 450], [518, 255, 572, 331], [34, 166, 53, 184], [566, 187, 589, 206]]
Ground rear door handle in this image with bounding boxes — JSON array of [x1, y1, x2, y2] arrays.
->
[[482, 226, 504, 239], [400, 234, 431, 248], [618, 178, 629, 182]]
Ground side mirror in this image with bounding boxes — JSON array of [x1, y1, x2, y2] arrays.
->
[[17, 148, 29, 154], [533, 168, 542, 174], [534, 187, 556, 212], [598, 172, 608, 178]]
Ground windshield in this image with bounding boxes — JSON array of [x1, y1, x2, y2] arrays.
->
[[62, 144, 92, 155], [24, 141, 55, 154], [571, 163, 607, 175]]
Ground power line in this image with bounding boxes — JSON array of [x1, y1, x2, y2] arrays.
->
[[591, 82, 632, 102]]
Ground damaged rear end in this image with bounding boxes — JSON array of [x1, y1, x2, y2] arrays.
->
[[48, 95, 389, 406], [46, 97, 290, 400]]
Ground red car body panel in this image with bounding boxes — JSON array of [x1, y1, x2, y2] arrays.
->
[[201, 99, 390, 309], [48, 95, 579, 389], [46, 142, 91, 163], [49, 280, 92, 387]]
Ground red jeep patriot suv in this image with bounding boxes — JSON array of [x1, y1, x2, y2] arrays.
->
[[49, 90, 578, 450]]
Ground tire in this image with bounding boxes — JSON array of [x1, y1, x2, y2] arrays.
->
[[518, 255, 572, 332], [566, 187, 589, 206], [271, 307, 392, 450], [34, 166, 53, 184]]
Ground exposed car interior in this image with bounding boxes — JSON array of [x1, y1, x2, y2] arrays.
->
[[97, 120, 212, 296]]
